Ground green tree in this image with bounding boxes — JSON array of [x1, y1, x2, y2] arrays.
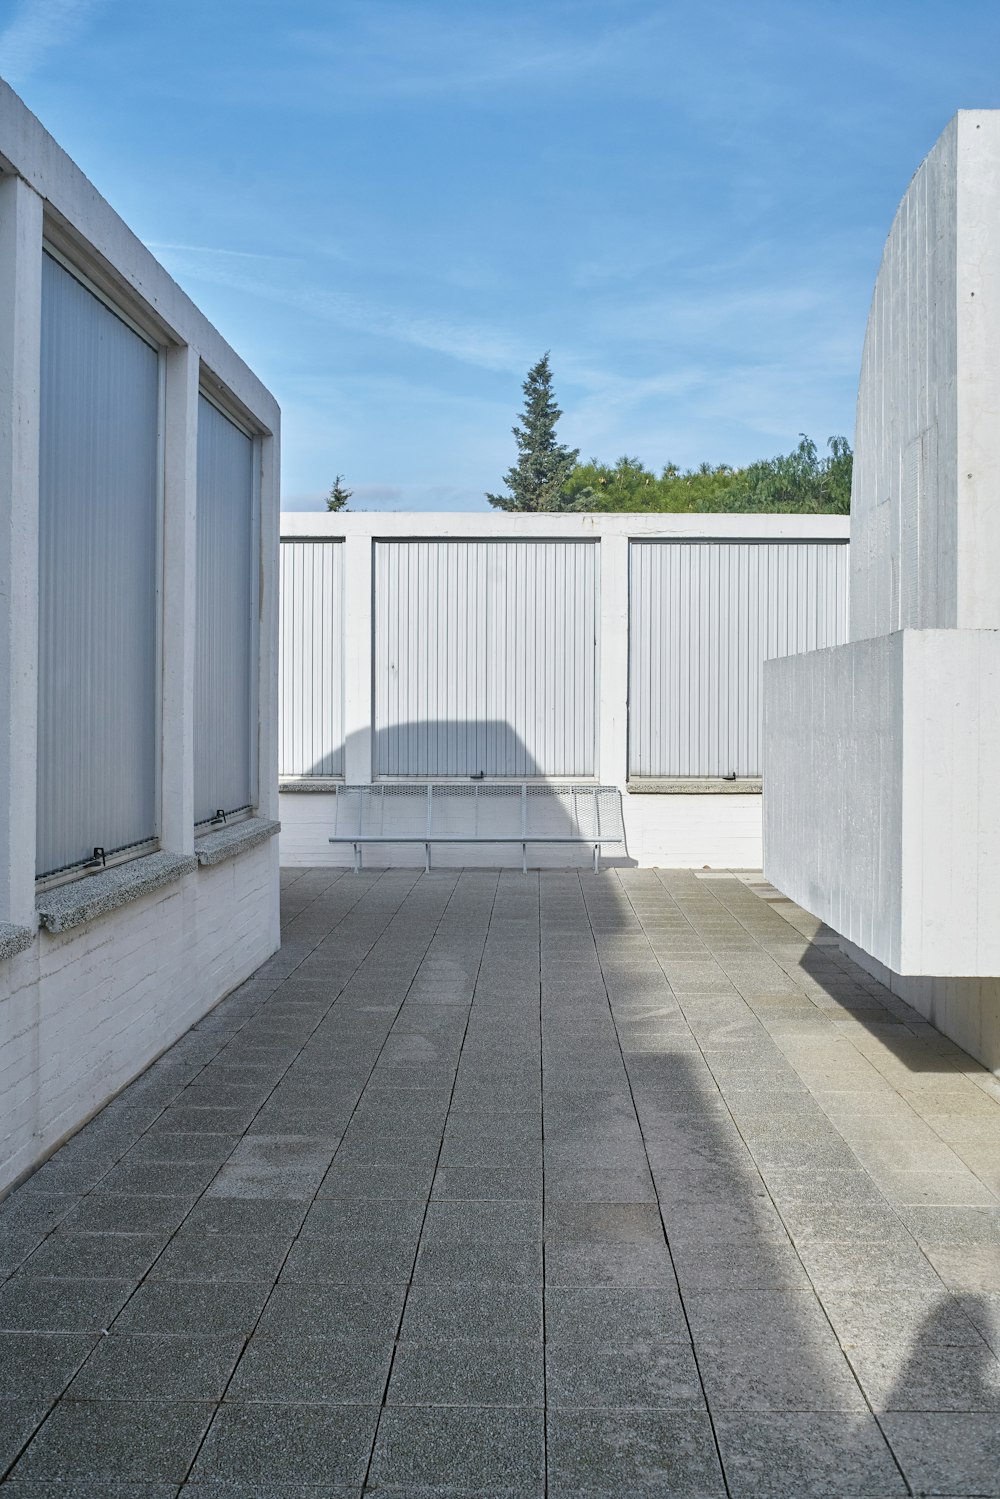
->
[[561, 436, 852, 515], [487, 354, 584, 512], [722, 436, 852, 514], [326, 474, 352, 512]]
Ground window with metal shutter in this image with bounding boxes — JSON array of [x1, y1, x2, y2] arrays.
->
[[36, 252, 161, 879], [194, 393, 256, 825], [278, 539, 345, 778], [628, 540, 849, 779]]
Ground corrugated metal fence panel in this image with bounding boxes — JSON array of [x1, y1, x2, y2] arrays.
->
[[194, 395, 255, 823], [629, 541, 849, 778], [36, 252, 161, 877], [279, 540, 345, 777], [375, 540, 599, 777]]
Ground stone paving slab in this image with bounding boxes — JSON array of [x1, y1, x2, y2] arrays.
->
[[1, 865, 1000, 1493]]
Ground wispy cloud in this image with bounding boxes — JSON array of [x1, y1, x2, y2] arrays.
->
[[283, 4, 666, 104], [0, 0, 101, 83], [153, 242, 532, 375]]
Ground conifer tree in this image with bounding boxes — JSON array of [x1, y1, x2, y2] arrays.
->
[[326, 474, 352, 512], [486, 354, 579, 512]]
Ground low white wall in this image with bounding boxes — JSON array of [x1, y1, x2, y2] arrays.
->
[[764, 629, 1000, 979], [0, 842, 279, 1195], [279, 788, 764, 871]]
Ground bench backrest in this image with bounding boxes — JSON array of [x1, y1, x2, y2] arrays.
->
[[329, 783, 624, 842]]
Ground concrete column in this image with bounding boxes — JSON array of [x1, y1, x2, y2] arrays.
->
[[599, 533, 630, 787], [0, 176, 43, 926], [256, 429, 280, 820], [343, 533, 374, 784], [160, 343, 198, 855]]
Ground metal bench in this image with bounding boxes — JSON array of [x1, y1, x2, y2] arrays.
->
[[328, 783, 626, 873]]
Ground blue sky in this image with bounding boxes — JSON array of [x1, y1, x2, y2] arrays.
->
[[3, 0, 999, 511]]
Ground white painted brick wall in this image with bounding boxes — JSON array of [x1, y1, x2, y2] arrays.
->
[[0, 840, 279, 1194], [278, 789, 764, 871]]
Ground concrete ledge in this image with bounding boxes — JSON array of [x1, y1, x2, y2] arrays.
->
[[0, 922, 33, 960], [279, 779, 344, 793], [627, 778, 762, 795], [195, 817, 281, 867], [37, 851, 196, 933]]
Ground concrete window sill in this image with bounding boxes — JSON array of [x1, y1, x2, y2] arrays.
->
[[194, 816, 280, 867], [627, 778, 763, 795], [0, 922, 34, 960], [279, 779, 343, 793], [37, 851, 197, 934]]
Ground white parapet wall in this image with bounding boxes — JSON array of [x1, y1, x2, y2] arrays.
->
[[0, 82, 281, 1193], [763, 111, 1000, 1073], [279, 511, 849, 870]]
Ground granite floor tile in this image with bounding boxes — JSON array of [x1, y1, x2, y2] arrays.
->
[[57, 1194, 193, 1237], [0, 1279, 134, 1333], [547, 1338, 703, 1411], [546, 1409, 725, 1498], [280, 1232, 417, 1285], [112, 1280, 271, 1336], [226, 1333, 392, 1404], [387, 1339, 545, 1408], [0, 1400, 51, 1473], [149, 1229, 290, 1283], [206, 1137, 334, 1200], [20, 1233, 163, 1282], [370, 1406, 545, 1494], [10, 1400, 214, 1484], [0, 1334, 98, 1401], [188, 1403, 379, 1487], [880, 1411, 1000, 1496], [66, 1333, 244, 1401], [399, 1284, 543, 1342], [255, 1282, 406, 1341], [413, 1238, 543, 1286], [714, 1409, 907, 1497]]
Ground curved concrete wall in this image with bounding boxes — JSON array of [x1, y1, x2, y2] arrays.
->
[[851, 111, 1000, 640]]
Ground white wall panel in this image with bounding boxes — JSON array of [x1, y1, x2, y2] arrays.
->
[[629, 541, 848, 778], [194, 394, 255, 823], [279, 540, 345, 777], [36, 252, 160, 877], [375, 540, 598, 777]]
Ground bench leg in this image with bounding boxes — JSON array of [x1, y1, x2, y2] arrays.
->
[[593, 843, 600, 874], [353, 843, 362, 875], [522, 841, 527, 875], [425, 842, 432, 873]]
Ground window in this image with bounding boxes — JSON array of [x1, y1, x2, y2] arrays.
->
[[194, 393, 256, 825], [36, 252, 161, 879]]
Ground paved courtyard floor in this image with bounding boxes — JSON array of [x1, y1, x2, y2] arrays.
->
[[1, 868, 1000, 1496]]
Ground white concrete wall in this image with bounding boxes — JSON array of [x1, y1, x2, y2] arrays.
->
[[280, 511, 848, 871], [0, 81, 281, 1192], [766, 630, 1000, 979], [763, 110, 1000, 1075], [850, 111, 1000, 641]]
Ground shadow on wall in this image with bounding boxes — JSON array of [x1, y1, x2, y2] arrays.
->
[[287, 720, 634, 870]]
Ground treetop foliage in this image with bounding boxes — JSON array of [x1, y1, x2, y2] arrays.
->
[[486, 353, 581, 512], [562, 435, 852, 515], [326, 474, 353, 512], [487, 355, 852, 516]]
